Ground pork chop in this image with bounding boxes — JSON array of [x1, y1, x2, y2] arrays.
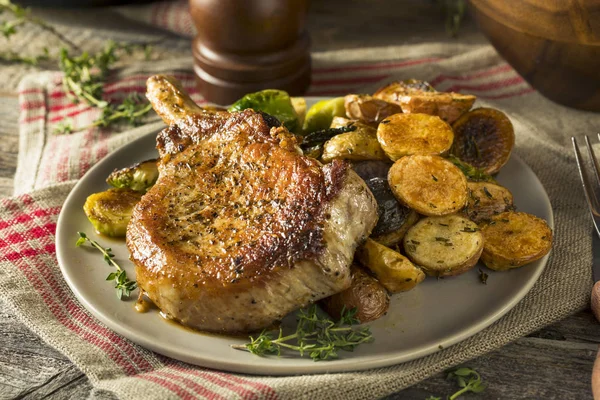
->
[[127, 75, 378, 333]]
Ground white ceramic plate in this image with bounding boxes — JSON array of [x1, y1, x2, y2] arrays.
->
[[56, 99, 553, 375]]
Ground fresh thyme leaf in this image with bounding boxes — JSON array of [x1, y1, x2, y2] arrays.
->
[[482, 186, 493, 199], [75, 231, 137, 300], [446, 366, 487, 400], [446, 155, 495, 183], [54, 118, 74, 135], [232, 304, 373, 361]]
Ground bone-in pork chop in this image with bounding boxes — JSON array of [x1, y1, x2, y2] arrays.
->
[[127, 76, 378, 333]]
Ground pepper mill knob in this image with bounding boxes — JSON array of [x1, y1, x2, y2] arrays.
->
[[189, 0, 311, 105]]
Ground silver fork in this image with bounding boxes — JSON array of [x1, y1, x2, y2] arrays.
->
[[573, 134, 600, 238], [572, 134, 600, 400]]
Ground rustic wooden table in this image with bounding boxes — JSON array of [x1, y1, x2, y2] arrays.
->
[[0, 2, 598, 399]]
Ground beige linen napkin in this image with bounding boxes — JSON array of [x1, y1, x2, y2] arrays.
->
[[0, 38, 595, 399]]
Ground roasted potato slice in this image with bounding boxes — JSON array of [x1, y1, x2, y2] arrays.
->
[[462, 182, 514, 224], [388, 155, 468, 216], [451, 107, 515, 175], [376, 113, 454, 160], [320, 265, 390, 323], [321, 118, 387, 162], [403, 215, 484, 277], [356, 238, 425, 293], [373, 79, 476, 123], [344, 94, 403, 126], [479, 212, 552, 271]]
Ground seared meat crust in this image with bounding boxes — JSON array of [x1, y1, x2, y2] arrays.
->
[[127, 76, 378, 333]]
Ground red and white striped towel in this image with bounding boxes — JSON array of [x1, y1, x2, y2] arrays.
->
[[1, 38, 593, 399]]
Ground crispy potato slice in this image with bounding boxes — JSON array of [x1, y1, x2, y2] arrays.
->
[[320, 265, 390, 323], [356, 238, 425, 293], [403, 215, 484, 277], [388, 155, 468, 216], [321, 117, 387, 162], [451, 107, 515, 175], [344, 94, 403, 126], [373, 79, 476, 123], [377, 113, 454, 160], [480, 211, 552, 271], [462, 182, 514, 224]]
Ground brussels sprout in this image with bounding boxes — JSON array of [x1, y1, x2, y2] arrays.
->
[[302, 97, 346, 134], [106, 159, 159, 193], [228, 89, 300, 132], [83, 188, 143, 237]]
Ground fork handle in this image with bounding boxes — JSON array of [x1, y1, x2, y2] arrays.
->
[[591, 281, 600, 399]]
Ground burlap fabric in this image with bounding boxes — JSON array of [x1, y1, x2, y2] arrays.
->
[[0, 2, 596, 399]]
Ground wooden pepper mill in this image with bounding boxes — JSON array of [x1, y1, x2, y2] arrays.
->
[[189, 0, 311, 105]]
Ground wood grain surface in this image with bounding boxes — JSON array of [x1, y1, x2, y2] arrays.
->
[[0, 2, 597, 399]]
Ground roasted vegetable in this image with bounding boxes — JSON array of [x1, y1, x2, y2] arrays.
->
[[446, 155, 496, 183], [321, 118, 387, 162], [479, 211, 552, 271], [462, 182, 514, 224], [300, 125, 356, 149], [291, 97, 307, 128], [320, 265, 390, 323], [107, 159, 159, 193], [388, 155, 468, 216], [356, 238, 425, 293], [373, 79, 476, 123], [403, 215, 484, 277], [83, 188, 143, 237], [376, 113, 454, 160], [228, 89, 300, 132], [302, 97, 346, 133], [344, 94, 403, 126], [353, 161, 419, 246], [451, 107, 515, 175]]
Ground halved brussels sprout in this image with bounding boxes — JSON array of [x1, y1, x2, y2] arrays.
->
[[83, 188, 142, 237], [302, 97, 346, 134], [228, 89, 300, 133], [107, 159, 159, 193]]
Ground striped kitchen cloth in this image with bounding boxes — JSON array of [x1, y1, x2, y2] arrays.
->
[[1, 46, 594, 400]]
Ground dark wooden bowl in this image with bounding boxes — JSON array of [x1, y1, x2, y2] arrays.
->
[[470, 0, 600, 111]]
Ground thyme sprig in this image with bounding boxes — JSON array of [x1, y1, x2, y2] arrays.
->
[[0, 0, 154, 133], [75, 231, 137, 300], [427, 367, 487, 399], [232, 305, 373, 361], [0, 0, 79, 50], [53, 44, 153, 134], [446, 367, 487, 399]]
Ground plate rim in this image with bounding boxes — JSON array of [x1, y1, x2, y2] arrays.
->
[[56, 103, 554, 376]]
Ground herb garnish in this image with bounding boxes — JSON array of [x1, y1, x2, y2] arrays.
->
[[479, 269, 488, 285], [76, 231, 137, 300], [446, 155, 495, 183], [232, 305, 373, 361], [300, 125, 357, 150], [0, 0, 154, 133], [446, 367, 487, 399], [482, 186, 493, 199]]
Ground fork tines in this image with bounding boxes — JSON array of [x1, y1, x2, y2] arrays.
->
[[573, 134, 600, 237]]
